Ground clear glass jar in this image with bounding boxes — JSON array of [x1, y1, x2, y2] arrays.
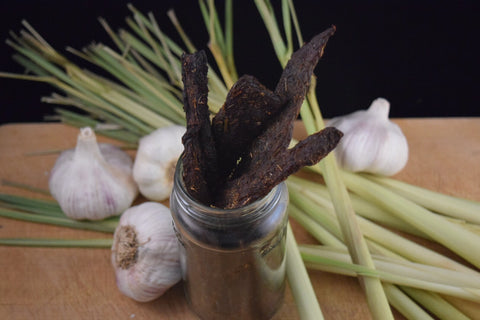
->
[[170, 161, 289, 320]]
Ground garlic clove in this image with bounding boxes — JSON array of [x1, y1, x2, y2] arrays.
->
[[328, 98, 409, 176], [111, 202, 181, 302], [133, 125, 186, 201], [49, 127, 138, 220]]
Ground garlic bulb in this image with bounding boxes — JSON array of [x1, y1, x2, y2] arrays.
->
[[49, 127, 138, 220], [111, 202, 181, 302], [133, 125, 186, 201], [328, 98, 409, 176]]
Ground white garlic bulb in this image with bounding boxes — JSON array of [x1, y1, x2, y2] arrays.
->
[[49, 127, 138, 220], [133, 125, 186, 201], [327, 98, 409, 176], [111, 202, 181, 302]]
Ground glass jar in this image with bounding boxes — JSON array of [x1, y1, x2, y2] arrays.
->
[[170, 161, 289, 320]]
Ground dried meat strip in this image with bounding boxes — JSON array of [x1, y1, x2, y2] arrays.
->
[[181, 51, 218, 205], [215, 27, 340, 208], [212, 75, 283, 178]]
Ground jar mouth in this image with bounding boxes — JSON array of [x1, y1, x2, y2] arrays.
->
[[173, 158, 283, 227]]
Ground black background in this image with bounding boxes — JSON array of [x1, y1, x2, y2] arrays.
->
[[0, 0, 479, 125]]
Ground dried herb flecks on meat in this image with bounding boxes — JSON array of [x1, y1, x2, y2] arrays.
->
[[212, 75, 283, 178], [180, 27, 342, 209], [181, 50, 218, 205], [215, 26, 340, 208]]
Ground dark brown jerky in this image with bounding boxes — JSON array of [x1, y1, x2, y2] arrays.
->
[[212, 75, 283, 178], [181, 51, 218, 205], [216, 127, 342, 208], [215, 26, 339, 208]]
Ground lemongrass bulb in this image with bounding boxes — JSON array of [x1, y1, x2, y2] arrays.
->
[[49, 127, 138, 220], [133, 125, 186, 201], [328, 98, 409, 176], [111, 202, 181, 302]]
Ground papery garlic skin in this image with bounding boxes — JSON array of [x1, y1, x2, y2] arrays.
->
[[49, 127, 138, 220], [133, 125, 186, 201], [328, 98, 409, 176], [111, 202, 181, 302]]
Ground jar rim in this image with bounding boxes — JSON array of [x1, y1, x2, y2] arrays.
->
[[173, 158, 285, 227]]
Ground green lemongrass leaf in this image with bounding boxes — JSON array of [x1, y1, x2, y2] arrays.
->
[[200, 0, 236, 88], [1, 180, 50, 195], [166, 9, 197, 54], [337, 169, 480, 269], [0, 238, 113, 248], [148, 12, 182, 84], [254, 0, 289, 66], [382, 284, 435, 320], [401, 287, 470, 320], [288, 180, 477, 274], [287, 0, 303, 47], [281, 0, 293, 57], [301, 246, 480, 302], [286, 223, 325, 320], [224, 0, 236, 79], [364, 173, 480, 225], [50, 80, 154, 134], [0, 208, 116, 233], [288, 203, 345, 248], [93, 46, 185, 124], [317, 159, 393, 319], [289, 175, 427, 238]]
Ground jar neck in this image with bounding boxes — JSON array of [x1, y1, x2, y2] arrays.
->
[[173, 159, 285, 228]]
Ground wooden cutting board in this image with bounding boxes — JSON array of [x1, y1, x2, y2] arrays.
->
[[0, 119, 479, 319]]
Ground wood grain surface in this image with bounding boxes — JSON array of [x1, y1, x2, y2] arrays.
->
[[0, 119, 479, 320]]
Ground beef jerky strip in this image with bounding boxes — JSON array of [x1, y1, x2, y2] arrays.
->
[[181, 50, 218, 205], [215, 26, 339, 209], [212, 75, 283, 178]]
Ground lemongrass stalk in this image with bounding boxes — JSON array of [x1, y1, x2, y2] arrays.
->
[[338, 169, 480, 269], [132, 11, 177, 84], [281, 0, 293, 56], [442, 296, 480, 320], [0, 209, 116, 233], [301, 247, 480, 302], [288, 180, 478, 274], [286, 223, 325, 320], [201, 0, 236, 89], [148, 12, 182, 84], [254, 0, 289, 66], [301, 245, 480, 291], [1, 180, 50, 195], [166, 9, 197, 53], [383, 284, 435, 320], [288, 203, 345, 248], [289, 175, 427, 238], [295, 73, 393, 318], [401, 287, 470, 320], [315, 159, 394, 319], [0, 238, 112, 248], [364, 173, 480, 225], [290, 193, 471, 317], [96, 46, 185, 122], [224, 0, 236, 80]]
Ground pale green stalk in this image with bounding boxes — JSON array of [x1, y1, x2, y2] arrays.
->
[[383, 284, 435, 320], [301, 246, 480, 302], [286, 223, 325, 320], [364, 173, 480, 225], [288, 203, 345, 248], [401, 287, 471, 320], [0, 238, 112, 248], [337, 169, 480, 269], [0, 208, 116, 233], [288, 175, 428, 238], [288, 180, 478, 274]]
